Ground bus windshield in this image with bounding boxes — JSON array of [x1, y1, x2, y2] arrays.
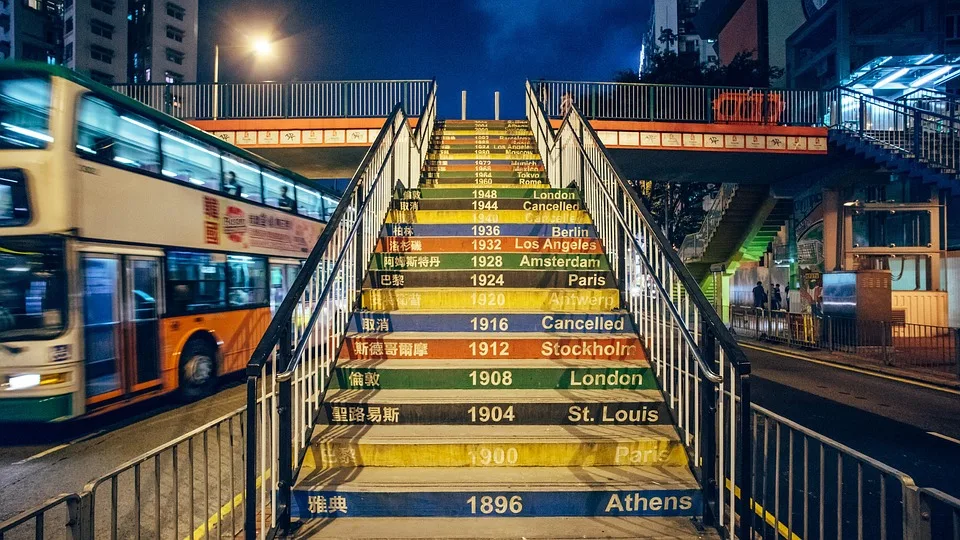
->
[[0, 74, 52, 150], [0, 237, 66, 341]]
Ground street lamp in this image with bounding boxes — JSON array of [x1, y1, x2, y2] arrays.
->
[[212, 37, 274, 120]]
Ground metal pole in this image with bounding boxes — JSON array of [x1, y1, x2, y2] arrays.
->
[[276, 323, 293, 533], [700, 323, 719, 527], [495, 91, 500, 120], [461, 90, 467, 120], [243, 378, 257, 540], [213, 44, 219, 121]]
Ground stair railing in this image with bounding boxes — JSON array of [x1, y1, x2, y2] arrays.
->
[[526, 81, 753, 539], [242, 102, 428, 539], [678, 183, 739, 262], [827, 87, 959, 177]]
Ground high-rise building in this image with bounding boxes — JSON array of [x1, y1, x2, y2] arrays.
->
[[643, 0, 718, 75], [61, 0, 197, 84], [0, 0, 63, 64]]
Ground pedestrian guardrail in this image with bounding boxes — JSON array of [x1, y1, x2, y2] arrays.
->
[[534, 80, 824, 126], [527, 80, 754, 539], [111, 80, 435, 121], [729, 306, 960, 382]]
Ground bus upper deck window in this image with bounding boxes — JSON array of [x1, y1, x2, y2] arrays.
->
[[0, 75, 52, 149]]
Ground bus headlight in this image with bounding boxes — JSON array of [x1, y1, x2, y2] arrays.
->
[[4, 372, 69, 390]]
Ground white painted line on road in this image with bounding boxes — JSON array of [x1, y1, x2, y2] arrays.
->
[[13, 430, 106, 465], [740, 342, 960, 396], [928, 431, 960, 445]]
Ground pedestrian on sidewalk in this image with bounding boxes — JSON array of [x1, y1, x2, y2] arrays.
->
[[772, 284, 783, 311], [752, 281, 768, 311]]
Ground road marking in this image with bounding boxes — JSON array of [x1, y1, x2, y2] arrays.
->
[[13, 430, 106, 465], [740, 342, 960, 397], [183, 469, 270, 540], [928, 431, 960, 445]]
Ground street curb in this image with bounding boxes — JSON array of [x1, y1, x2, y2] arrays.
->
[[736, 338, 960, 393]]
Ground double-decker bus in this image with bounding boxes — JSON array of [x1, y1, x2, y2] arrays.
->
[[0, 63, 339, 421]]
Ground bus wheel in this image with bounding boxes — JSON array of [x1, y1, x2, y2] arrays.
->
[[179, 339, 218, 401]]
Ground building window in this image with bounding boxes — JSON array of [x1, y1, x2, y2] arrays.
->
[[64, 42, 73, 62], [166, 2, 185, 20], [64, 0, 72, 7], [89, 70, 114, 84], [64, 16, 73, 34], [0, 14, 9, 33], [166, 251, 226, 315], [23, 0, 42, 10], [165, 48, 184, 65], [947, 14, 960, 41], [91, 0, 114, 15], [91, 19, 113, 39], [90, 44, 114, 64], [164, 70, 183, 83], [0, 41, 10, 60], [166, 25, 184, 42]]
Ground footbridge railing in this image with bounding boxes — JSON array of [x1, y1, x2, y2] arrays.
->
[[527, 80, 754, 539], [111, 79, 435, 121], [241, 80, 435, 538], [534, 80, 824, 126], [678, 183, 738, 262]]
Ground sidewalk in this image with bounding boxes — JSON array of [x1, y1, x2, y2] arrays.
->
[[733, 334, 960, 391]]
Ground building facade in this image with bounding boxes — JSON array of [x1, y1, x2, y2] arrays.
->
[[127, 0, 197, 84], [0, 0, 63, 64], [643, 0, 717, 75]]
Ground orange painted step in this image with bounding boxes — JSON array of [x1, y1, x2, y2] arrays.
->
[[375, 236, 604, 254], [341, 335, 646, 362]]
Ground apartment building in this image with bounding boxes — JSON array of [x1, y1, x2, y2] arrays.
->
[[0, 0, 63, 64]]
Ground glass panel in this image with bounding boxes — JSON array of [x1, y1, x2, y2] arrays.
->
[[227, 255, 267, 307], [0, 75, 52, 149], [264, 171, 296, 212], [295, 184, 323, 220], [166, 251, 225, 315], [160, 127, 221, 189], [0, 236, 66, 341], [852, 209, 932, 248], [76, 95, 161, 173], [270, 265, 285, 312], [82, 256, 120, 398], [130, 258, 160, 384], [0, 169, 31, 226], [221, 156, 262, 202]]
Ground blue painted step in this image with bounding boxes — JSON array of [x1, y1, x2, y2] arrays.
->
[[349, 312, 632, 333]]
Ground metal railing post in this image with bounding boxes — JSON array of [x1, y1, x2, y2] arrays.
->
[[913, 109, 923, 158], [495, 91, 500, 120], [699, 323, 719, 527], [75, 494, 91, 540], [276, 322, 293, 533], [903, 486, 931, 540], [736, 371, 753, 540], [859, 95, 866, 136], [243, 378, 258, 540], [461, 90, 467, 120], [355, 183, 367, 292]]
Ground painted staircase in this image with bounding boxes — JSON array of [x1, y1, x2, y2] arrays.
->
[[289, 119, 710, 538]]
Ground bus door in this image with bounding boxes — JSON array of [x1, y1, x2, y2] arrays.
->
[[269, 259, 303, 312], [81, 253, 163, 405]]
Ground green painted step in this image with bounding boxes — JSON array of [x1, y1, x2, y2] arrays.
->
[[370, 252, 610, 271], [331, 360, 654, 390]]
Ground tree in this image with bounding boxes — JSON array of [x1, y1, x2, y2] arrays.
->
[[630, 180, 718, 248], [657, 28, 678, 50]]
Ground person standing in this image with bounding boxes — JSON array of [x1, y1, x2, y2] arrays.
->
[[752, 281, 768, 311], [772, 284, 783, 311]]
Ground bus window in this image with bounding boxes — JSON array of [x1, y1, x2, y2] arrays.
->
[[160, 127, 220, 189], [295, 184, 322, 220], [227, 255, 267, 307], [264, 172, 295, 212], [76, 95, 161, 173], [0, 236, 66, 341], [0, 75, 52, 149], [165, 251, 226, 315], [221, 156, 262, 202]]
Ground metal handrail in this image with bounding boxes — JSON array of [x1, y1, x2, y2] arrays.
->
[[679, 183, 738, 262], [557, 108, 722, 384]]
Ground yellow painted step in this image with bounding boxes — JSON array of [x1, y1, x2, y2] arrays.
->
[[361, 288, 620, 312], [386, 209, 593, 225], [302, 425, 688, 471]]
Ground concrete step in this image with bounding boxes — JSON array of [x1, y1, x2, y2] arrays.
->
[[360, 288, 620, 312], [321, 389, 669, 426], [295, 515, 714, 539], [369, 252, 610, 271], [331, 358, 653, 391], [291, 466, 701, 519], [365, 269, 615, 289], [340, 333, 644, 362], [302, 424, 687, 470], [379, 223, 597, 238], [348, 312, 631, 334]]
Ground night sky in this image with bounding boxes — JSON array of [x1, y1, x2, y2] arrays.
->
[[198, 0, 650, 118]]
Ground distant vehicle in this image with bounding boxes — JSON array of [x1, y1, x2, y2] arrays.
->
[[0, 62, 338, 421]]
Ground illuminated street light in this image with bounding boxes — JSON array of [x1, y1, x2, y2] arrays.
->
[[213, 37, 276, 120]]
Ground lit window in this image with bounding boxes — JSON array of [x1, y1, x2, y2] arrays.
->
[[164, 70, 183, 83], [158, 126, 220, 188], [76, 95, 161, 174]]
